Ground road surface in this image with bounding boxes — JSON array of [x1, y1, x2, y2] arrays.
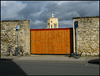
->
[[1, 59, 99, 75]]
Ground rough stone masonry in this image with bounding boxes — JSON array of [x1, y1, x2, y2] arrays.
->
[[1, 20, 30, 56], [73, 16, 99, 56]]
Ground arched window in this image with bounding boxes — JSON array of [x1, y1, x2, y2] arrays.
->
[[51, 25, 52, 28], [54, 24, 57, 28]]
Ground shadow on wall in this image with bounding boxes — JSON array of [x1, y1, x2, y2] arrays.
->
[[88, 58, 100, 65], [1, 59, 27, 76], [70, 28, 73, 53]]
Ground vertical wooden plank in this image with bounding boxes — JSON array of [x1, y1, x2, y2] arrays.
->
[[67, 29, 70, 54], [47, 30, 50, 54], [49, 30, 53, 54], [31, 31, 32, 53], [62, 30, 65, 54], [45, 30, 48, 54], [54, 30, 56, 54], [56, 30, 59, 54], [63, 30, 65, 54], [65, 29, 68, 53], [33, 31, 36, 54], [51, 30, 54, 54], [38, 31, 41, 54], [43, 30, 46, 54], [63, 30, 66, 54], [31, 31, 35, 53], [65, 29, 67, 54], [35, 31, 38, 53], [64, 29, 67, 54], [40, 30, 44, 54], [58, 30, 61, 54], [52, 30, 56, 54], [57, 30, 61, 54]]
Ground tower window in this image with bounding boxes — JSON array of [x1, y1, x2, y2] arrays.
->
[[51, 21, 52, 23], [51, 25, 52, 28], [54, 24, 57, 28]]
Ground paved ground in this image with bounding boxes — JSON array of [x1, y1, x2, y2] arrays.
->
[[1, 55, 99, 75], [1, 55, 99, 62]]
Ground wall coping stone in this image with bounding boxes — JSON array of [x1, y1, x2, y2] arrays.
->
[[73, 16, 99, 19], [1, 20, 30, 22]]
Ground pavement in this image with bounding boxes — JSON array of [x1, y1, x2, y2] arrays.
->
[[1, 55, 99, 62], [1, 55, 99, 75]]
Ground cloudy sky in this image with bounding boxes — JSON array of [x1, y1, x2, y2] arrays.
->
[[1, 1, 99, 29]]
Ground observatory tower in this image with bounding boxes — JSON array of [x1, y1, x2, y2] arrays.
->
[[47, 13, 58, 28]]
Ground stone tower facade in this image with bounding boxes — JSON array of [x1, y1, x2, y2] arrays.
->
[[1, 20, 30, 56], [47, 14, 58, 28], [73, 16, 99, 56]]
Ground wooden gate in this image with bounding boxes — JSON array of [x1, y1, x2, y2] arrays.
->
[[30, 28, 73, 54]]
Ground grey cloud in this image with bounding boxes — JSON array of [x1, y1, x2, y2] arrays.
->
[[59, 20, 73, 28], [18, 3, 41, 19], [1, 1, 27, 20], [30, 20, 47, 29], [1, 1, 99, 29], [38, 1, 99, 22]]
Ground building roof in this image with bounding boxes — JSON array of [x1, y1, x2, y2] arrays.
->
[[73, 16, 99, 19]]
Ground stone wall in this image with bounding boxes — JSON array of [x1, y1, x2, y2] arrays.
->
[[73, 16, 99, 56], [1, 20, 30, 56]]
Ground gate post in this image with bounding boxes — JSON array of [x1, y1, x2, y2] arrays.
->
[[74, 21, 78, 54]]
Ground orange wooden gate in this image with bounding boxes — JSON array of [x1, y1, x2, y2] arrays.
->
[[30, 28, 73, 54]]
